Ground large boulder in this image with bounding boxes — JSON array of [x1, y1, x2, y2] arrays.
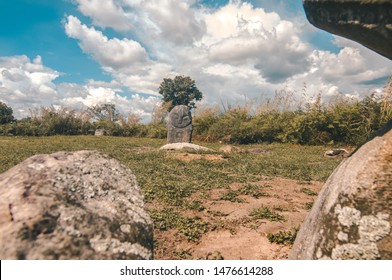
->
[[0, 150, 153, 260], [289, 122, 392, 259], [303, 0, 392, 59]]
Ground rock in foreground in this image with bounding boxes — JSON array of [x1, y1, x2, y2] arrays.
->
[[289, 123, 392, 259], [0, 150, 153, 260]]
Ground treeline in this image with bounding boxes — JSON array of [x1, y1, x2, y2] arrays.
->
[[1, 89, 392, 146], [0, 104, 167, 139]]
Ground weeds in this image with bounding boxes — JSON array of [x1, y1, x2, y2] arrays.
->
[[149, 209, 209, 241], [249, 206, 286, 222], [219, 190, 245, 203], [267, 227, 299, 244], [239, 184, 270, 198], [305, 202, 314, 210], [185, 200, 205, 211], [300, 188, 318, 196]]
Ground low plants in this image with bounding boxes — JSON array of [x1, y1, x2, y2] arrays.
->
[[148, 208, 210, 242], [239, 184, 270, 198], [305, 201, 314, 210], [300, 188, 318, 196], [267, 227, 299, 244], [219, 190, 245, 203], [249, 206, 286, 222]]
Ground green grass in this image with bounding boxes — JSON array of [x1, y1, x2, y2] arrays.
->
[[148, 208, 209, 241], [0, 136, 343, 243]]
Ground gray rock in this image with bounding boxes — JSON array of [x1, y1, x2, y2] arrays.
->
[[289, 122, 392, 259], [0, 150, 153, 260], [167, 105, 193, 143], [94, 128, 107, 136], [324, 148, 350, 158], [303, 0, 392, 59], [160, 143, 213, 151]]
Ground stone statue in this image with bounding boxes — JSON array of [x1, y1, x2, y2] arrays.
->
[[167, 105, 193, 144]]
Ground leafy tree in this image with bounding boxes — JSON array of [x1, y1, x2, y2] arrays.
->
[[0, 101, 14, 124], [158, 75, 203, 111], [88, 103, 119, 122]]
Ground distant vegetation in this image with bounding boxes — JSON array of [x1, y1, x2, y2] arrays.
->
[[1, 78, 391, 146]]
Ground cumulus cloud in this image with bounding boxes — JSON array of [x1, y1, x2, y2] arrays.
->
[[4, 1, 392, 121], [75, 0, 132, 31], [65, 15, 148, 69], [0, 55, 160, 120], [65, 0, 392, 111], [0, 56, 59, 108], [141, 0, 206, 45]]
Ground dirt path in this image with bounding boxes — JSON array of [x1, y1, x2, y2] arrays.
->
[[150, 176, 323, 260]]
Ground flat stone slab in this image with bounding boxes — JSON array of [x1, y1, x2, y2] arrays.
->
[[160, 143, 213, 151]]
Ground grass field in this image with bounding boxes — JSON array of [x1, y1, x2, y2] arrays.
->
[[0, 136, 345, 259]]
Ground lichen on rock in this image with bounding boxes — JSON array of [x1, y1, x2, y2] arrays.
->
[[0, 150, 153, 260]]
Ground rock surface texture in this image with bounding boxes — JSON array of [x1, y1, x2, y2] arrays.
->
[[289, 122, 392, 259], [0, 150, 153, 260], [167, 105, 193, 143], [303, 0, 392, 59]]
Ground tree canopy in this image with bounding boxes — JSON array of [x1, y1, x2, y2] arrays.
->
[[87, 103, 119, 122], [0, 101, 14, 124], [158, 75, 203, 111]]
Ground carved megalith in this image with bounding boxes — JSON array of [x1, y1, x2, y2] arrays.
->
[[302, 0, 392, 60], [167, 105, 193, 144], [0, 150, 153, 260], [289, 122, 392, 259]]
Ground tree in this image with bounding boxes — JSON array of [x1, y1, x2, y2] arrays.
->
[[87, 103, 119, 122], [158, 75, 203, 111], [0, 101, 14, 124]]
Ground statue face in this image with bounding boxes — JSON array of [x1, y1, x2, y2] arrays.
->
[[170, 106, 191, 128]]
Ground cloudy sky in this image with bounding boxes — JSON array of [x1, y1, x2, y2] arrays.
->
[[0, 0, 391, 121]]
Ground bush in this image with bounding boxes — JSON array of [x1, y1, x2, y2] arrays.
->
[[0, 102, 14, 124], [2, 77, 392, 145]]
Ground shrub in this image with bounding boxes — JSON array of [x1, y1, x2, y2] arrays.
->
[[0, 102, 14, 124], [267, 228, 299, 244]]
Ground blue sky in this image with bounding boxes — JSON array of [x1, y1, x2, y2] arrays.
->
[[0, 0, 391, 120]]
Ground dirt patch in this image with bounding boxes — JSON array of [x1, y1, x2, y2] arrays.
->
[[149, 177, 323, 260], [167, 153, 226, 162]]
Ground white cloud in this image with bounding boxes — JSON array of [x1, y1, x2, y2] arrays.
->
[[66, 0, 390, 109], [0, 55, 59, 108], [65, 15, 148, 69], [141, 0, 206, 45], [4, 1, 392, 121], [75, 0, 132, 31], [0, 55, 160, 121]]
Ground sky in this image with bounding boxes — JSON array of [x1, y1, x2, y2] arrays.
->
[[0, 0, 391, 121]]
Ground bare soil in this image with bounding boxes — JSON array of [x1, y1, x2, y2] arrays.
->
[[148, 153, 323, 260]]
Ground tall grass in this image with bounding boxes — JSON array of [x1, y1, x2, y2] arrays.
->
[[193, 79, 392, 146], [1, 78, 392, 146]]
